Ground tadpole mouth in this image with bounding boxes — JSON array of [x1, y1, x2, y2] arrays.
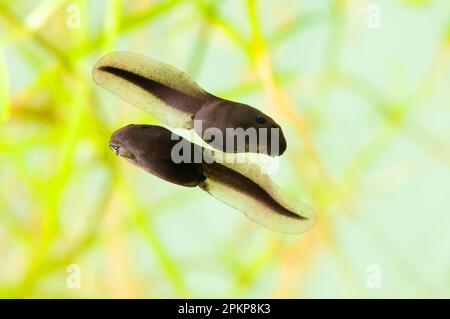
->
[[271, 127, 287, 156], [109, 143, 120, 155], [109, 142, 136, 160], [278, 134, 287, 155]]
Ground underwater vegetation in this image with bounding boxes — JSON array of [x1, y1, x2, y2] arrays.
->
[[0, 0, 449, 298]]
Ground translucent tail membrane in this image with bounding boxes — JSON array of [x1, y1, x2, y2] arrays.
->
[[92, 52, 210, 128], [199, 160, 317, 234]]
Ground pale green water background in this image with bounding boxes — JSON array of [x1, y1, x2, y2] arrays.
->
[[0, 0, 449, 298]]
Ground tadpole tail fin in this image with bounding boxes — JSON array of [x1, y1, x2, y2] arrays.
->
[[93, 52, 211, 128], [199, 159, 317, 234]]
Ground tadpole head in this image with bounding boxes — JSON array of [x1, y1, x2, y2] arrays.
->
[[108, 124, 155, 163], [194, 99, 287, 156], [109, 124, 205, 187], [236, 106, 287, 156]]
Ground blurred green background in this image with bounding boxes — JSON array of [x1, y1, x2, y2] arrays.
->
[[0, 0, 449, 298]]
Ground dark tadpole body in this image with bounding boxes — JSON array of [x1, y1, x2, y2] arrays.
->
[[94, 52, 287, 156], [109, 124, 205, 187], [193, 98, 287, 156], [110, 124, 316, 234]]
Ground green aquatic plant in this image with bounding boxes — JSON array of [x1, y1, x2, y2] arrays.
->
[[0, 0, 449, 298]]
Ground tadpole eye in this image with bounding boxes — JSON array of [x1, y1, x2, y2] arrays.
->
[[255, 116, 266, 124]]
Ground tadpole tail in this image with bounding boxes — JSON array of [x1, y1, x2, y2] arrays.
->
[[93, 52, 212, 129], [198, 160, 317, 234]]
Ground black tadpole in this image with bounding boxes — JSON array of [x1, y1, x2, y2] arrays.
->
[[109, 124, 316, 234], [93, 52, 287, 156]]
